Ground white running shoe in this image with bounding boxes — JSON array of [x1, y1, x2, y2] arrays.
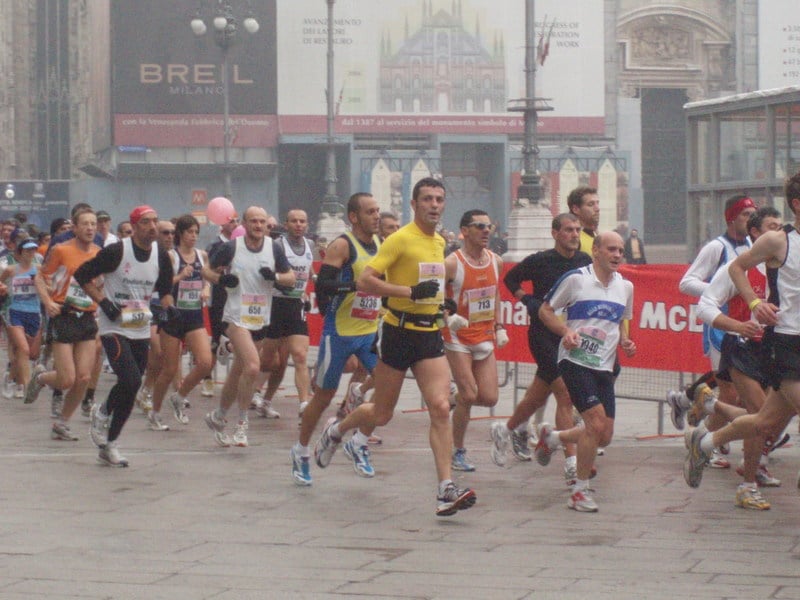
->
[[89, 403, 110, 448], [200, 378, 215, 397], [148, 411, 170, 431], [232, 421, 248, 447], [489, 421, 510, 467], [98, 442, 128, 468], [204, 410, 231, 447], [168, 392, 189, 424], [250, 391, 265, 410], [217, 336, 232, 366], [257, 399, 280, 419]]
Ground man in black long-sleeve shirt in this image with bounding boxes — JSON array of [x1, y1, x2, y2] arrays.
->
[[75, 205, 174, 467], [489, 213, 591, 485]]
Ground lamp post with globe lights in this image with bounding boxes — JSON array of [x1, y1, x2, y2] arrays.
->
[[190, 3, 259, 201]]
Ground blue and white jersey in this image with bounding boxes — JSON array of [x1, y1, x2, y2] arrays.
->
[[545, 265, 633, 372]]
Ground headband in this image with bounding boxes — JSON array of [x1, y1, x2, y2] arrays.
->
[[725, 197, 756, 224]]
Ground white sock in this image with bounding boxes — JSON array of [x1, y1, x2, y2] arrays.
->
[[352, 430, 369, 447], [294, 442, 310, 458], [699, 432, 715, 454], [572, 479, 589, 494], [546, 429, 561, 450], [514, 422, 528, 434], [565, 455, 577, 469]]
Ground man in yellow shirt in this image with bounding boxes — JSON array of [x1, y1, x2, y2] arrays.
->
[[314, 177, 477, 517], [567, 186, 600, 254]]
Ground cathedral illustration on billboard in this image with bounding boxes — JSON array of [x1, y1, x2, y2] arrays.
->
[[378, 0, 506, 113]]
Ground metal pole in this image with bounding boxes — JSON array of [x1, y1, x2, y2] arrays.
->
[[324, 0, 338, 210], [221, 46, 233, 200], [519, 0, 541, 204]]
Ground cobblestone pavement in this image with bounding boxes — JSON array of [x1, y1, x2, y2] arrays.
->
[[0, 362, 799, 599]]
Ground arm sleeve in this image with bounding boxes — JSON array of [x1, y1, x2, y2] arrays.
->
[[696, 264, 737, 326], [154, 248, 174, 298], [74, 242, 123, 285], [209, 240, 235, 269], [679, 241, 723, 297], [315, 264, 356, 295]]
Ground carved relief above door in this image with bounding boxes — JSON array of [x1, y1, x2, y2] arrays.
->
[[617, 6, 732, 99]]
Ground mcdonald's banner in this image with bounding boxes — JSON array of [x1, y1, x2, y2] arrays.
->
[[305, 263, 708, 374]]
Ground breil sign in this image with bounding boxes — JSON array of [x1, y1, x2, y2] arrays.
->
[[139, 64, 254, 85]]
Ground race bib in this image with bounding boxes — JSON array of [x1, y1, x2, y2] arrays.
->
[[466, 286, 495, 323], [287, 268, 309, 298], [417, 263, 445, 305], [120, 299, 151, 329], [568, 326, 607, 368], [65, 277, 93, 310], [12, 276, 34, 299], [350, 291, 381, 320], [241, 293, 267, 328], [177, 279, 203, 310]]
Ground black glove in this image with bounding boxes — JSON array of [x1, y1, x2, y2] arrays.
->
[[521, 294, 541, 316], [410, 279, 439, 301], [219, 273, 239, 288], [259, 266, 276, 281], [99, 298, 122, 322], [302, 300, 312, 313], [442, 297, 458, 315]]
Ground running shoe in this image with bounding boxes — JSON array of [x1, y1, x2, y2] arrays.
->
[[168, 392, 189, 424], [80, 394, 92, 418], [489, 421, 510, 467], [1, 372, 13, 399], [764, 432, 790, 455], [147, 411, 170, 431], [683, 427, 710, 488], [735, 462, 781, 487], [89, 403, 110, 448], [568, 489, 598, 512], [290, 446, 312, 486], [687, 383, 713, 427], [367, 434, 382, 445], [14, 384, 24, 399], [666, 389, 688, 430], [451, 447, 476, 472], [435, 483, 476, 517], [708, 449, 730, 469], [735, 486, 770, 510], [51, 390, 64, 419], [534, 423, 555, 466], [510, 427, 532, 461], [204, 410, 231, 447], [256, 398, 280, 419], [343, 438, 375, 477], [200, 378, 215, 397], [343, 382, 366, 415], [232, 421, 248, 447], [98, 441, 128, 468], [24, 364, 46, 404], [250, 391, 264, 410], [216, 336, 232, 366], [448, 381, 459, 410], [51, 421, 79, 441], [314, 417, 341, 468]]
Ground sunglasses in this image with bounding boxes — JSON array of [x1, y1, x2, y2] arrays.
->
[[468, 222, 494, 232], [160, 230, 175, 235]]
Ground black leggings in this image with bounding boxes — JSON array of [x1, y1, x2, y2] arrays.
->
[[100, 334, 150, 443]]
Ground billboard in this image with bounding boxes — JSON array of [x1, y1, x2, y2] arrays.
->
[[277, 0, 605, 135], [0, 181, 70, 233], [112, 0, 277, 147], [758, 0, 800, 89]]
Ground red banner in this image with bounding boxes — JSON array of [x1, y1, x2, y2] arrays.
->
[[305, 262, 708, 374]]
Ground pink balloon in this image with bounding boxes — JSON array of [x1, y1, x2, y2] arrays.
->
[[207, 196, 235, 226], [230, 225, 246, 239]]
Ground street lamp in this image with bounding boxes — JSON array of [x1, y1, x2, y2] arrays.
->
[[190, 3, 259, 201]]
